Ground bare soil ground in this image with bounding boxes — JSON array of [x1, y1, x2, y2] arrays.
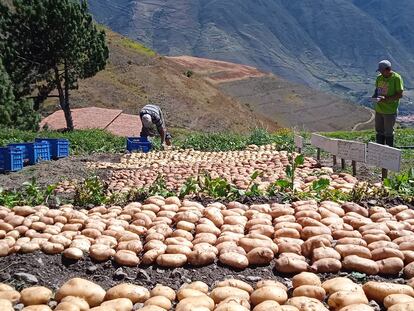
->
[[0, 154, 121, 191]]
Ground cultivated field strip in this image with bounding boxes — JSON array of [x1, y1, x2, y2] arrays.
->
[[1, 197, 414, 278]]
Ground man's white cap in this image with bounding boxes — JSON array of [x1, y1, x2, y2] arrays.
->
[[377, 60, 392, 72], [141, 114, 153, 128]]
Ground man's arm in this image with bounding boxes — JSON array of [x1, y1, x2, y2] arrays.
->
[[380, 91, 403, 102], [158, 127, 166, 145]]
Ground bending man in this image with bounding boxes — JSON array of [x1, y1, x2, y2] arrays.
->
[[139, 104, 172, 147]]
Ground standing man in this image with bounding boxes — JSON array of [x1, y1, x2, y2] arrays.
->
[[372, 60, 404, 147], [139, 103, 172, 148]]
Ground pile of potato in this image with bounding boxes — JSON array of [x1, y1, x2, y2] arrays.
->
[[1, 275, 414, 311], [1, 197, 414, 277], [85, 145, 358, 193]]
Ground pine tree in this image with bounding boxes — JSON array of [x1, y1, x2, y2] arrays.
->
[[0, 0, 109, 130], [0, 58, 40, 131]]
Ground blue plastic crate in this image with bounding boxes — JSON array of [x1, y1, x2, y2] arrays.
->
[[8, 142, 50, 165], [35, 138, 70, 159], [127, 137, 152, 153], [0, 147, 24, 172]]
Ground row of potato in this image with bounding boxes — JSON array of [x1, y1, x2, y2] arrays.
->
[[84, 145, 358, 193], [2, 274, 414, 311], [1, 197, 414, 276]]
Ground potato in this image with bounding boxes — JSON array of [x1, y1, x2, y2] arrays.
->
[[336, 238, 367, 247], [166, 245, 192, 256], [50, 303, 76, 311], [176, 295, 215, 311], [60, 296, 89, 311], [216, 279, 253, 294], [144, 295, 173, 309], [372, 247, 404, 261], [238, 238, 278, 254], [41, 241, 64, 254], [114, 250, 140, 266], [404, 262, 414, 279], [301, 236, 331, 257], [177, 288, 205, 301], [250, 286, 288, 305], [274, 228, 300, 239], [142, 248, 166, 265], [219, 252, 249, 269], [274, 257, 309, 273], [188, 250, 216, 266], [156, 254, 187, 267], [341, 202, 368, 217], [130, 306, 164, 311], [21, 286, 52, 306], [218, 297, 250, 310], [105, 283, 150, 303], [276, 242, 302, 255], [21, 306, 52, 311], [63, 247, 83, 260], [256, 280, 287, 291], [362, 282, 414, 302], [337, 304, 374, 311], [328, 290, 368, 309], [210, 286, 250, 304], [388, 303, 414, 311], [89, 245, 116, 262], [151, 285, 176, 301], [300, 226, 331, 240], [342, 255, 379, 275], [101, 298, 133, 311], [377, 257, 404, 275], [335, 245, 371, 259], [292, 272, 321, 288], [247, 247, 274, 265], [56, 278, 106, 307], [285, 297, 328, 311], [214, 302, 249, 311], [312, 247, 341, 261], [0, 290, 20, 303], [384, 294, 414, 308], [310, 258, 342, 273], [322, 278, 362, 296], [181, 281, 209, 294], [293, 285, 325, 301], [252, 300, 280, 311]]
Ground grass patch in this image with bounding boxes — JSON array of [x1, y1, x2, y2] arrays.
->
[[0, 128, 125, 155], [119, 37, 156, 57]]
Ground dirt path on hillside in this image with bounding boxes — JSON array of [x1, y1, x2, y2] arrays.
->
[[353, 108, 375, 131]]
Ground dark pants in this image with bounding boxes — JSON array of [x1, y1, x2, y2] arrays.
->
[[375, 112, 397, 147]]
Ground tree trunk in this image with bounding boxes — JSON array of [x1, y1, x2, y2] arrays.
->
[[63, 60, 74, 131], [54, 64, 74, 131]]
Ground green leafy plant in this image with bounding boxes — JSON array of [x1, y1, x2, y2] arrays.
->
[[74, 175, 108, 207], [244, 171, 264, 197], [383, 168, 414, 200], [179, 177, 200, 199], [148, 174, 175, 198]]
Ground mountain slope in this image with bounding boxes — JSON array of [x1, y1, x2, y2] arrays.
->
[[88, 0, 414, 115], [43, 28, 278, 133], [41, 28, 372, 132]]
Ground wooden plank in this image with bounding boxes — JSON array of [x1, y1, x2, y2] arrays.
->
[[366, 142, 402, 172]]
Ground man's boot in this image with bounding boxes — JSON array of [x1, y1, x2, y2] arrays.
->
[[376, 134, 385, 144], [385, 135, 394, 147]]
